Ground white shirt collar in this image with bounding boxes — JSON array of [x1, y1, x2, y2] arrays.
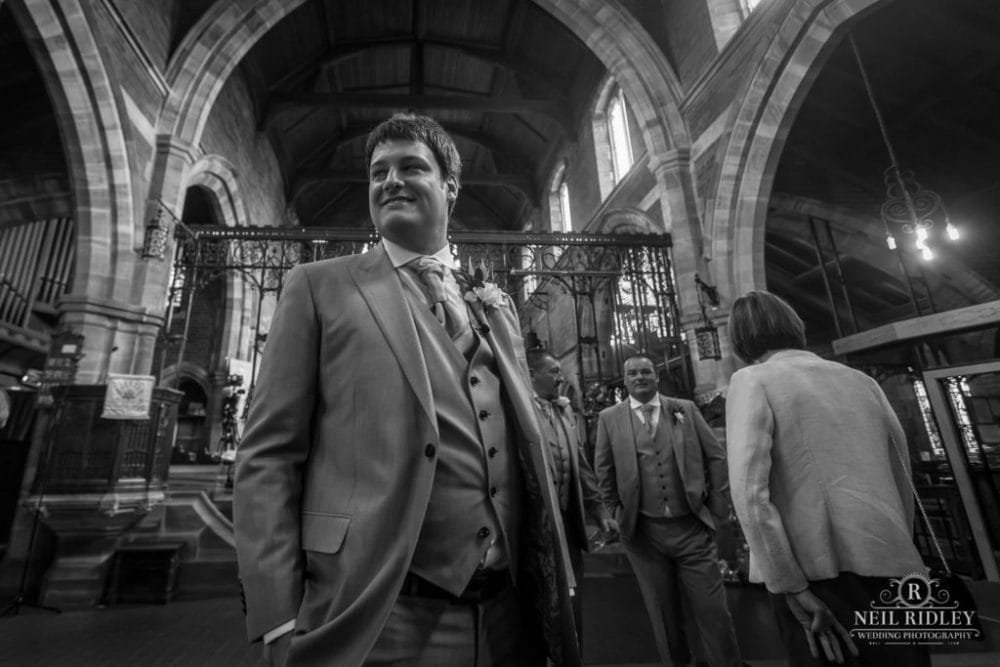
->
[[629, 394, 660, 411], [382, 238, 455, 270]]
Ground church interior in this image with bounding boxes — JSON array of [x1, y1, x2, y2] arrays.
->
[[1, 0, 999, 664]]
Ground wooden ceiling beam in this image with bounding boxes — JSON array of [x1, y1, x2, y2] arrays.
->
[[316, 37, 566, 98], [268, 92, 569, 128]]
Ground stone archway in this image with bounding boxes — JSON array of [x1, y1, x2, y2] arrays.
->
[[12, 0, 142, 382], [147, 0, 697, 278], [710, 0, 887, 303], [184, 155, 253, 374]]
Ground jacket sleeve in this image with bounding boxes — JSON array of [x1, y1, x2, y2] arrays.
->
[[691, 402, 729, 520], [593, 413, 619, 515], [576, 437, 610, 524], [725, 369, 809, 594], [233, 265, 318, 641]]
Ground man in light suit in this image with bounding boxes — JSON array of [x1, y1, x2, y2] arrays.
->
[[594, 355, 742, 667], [528, 350, 615, 643], [234, 113, 579, 666]]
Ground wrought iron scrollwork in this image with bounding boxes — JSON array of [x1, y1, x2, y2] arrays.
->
[[166, 226, 683, 391]]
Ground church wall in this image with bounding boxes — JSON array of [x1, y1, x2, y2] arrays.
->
[[106, 0, 179, 74], [83, 1, 170, 234], [660, 0, 720, 90], [199, 73, 288, 229]]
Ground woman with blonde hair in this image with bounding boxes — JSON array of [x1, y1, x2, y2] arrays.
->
[[725, 290, 928, 666]]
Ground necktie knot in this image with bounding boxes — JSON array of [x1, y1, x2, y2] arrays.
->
[[640, 404, 656, 434], [412, 257, 448, 306]]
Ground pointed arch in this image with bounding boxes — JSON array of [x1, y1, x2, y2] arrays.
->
[[13, 0, 136, 301], [710, 0, 888, 301]]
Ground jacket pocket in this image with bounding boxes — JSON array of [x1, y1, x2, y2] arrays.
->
[[301, 512, 351, 554]]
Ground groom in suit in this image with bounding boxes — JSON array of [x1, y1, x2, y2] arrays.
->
[[594, 355, 742, 667], [234, 113, 579, 666]]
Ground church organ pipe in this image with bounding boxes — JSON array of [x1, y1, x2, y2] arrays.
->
[[0, 218, 74, 329]]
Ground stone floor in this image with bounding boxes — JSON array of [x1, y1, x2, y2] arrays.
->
[[0, 573, 997, 666], [1, 466, 996, 665]]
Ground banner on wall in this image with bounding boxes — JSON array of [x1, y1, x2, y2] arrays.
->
[[101, 374, 156, 420]]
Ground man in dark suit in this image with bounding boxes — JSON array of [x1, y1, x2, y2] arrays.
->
[[234, 113, 579, 666], [527, 350, 614, 643], [594, 355, 742, 667]]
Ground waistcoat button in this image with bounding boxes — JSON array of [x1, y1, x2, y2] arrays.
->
[[424, 444, 436, 458]]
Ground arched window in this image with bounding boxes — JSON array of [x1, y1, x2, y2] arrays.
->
[[549, 161, 572, 232], [558, 181, 572, 231], [607, 88, 634, 183]]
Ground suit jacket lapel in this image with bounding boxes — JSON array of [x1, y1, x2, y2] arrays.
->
[[349, 245, 436, 433], [557, 408, 581, 482], [613, 402, 639, 483], [662, 396, 687, 486]]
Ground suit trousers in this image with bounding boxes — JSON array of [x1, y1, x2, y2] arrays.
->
[[365, 585, 543, 666], [624, 515, 742, 667], [769, 572, 931, 667], [564, 521, 585, 651]]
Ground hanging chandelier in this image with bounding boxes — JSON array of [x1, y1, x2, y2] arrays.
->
[[850, 34, 960, 261]]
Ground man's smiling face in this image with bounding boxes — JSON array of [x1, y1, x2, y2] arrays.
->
[[368, 138, 457, 254]]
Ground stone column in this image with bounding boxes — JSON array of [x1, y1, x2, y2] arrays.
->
[[649, 148, 724, 395], [57, 295, 164, 383]]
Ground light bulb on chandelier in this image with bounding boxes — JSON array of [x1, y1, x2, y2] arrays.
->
[[945, 219, 960, 241]]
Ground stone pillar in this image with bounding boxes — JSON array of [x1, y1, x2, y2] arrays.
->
[[57, 295, 164, 382], [683, 307, 738, 401], [649, 149, 723, 394]]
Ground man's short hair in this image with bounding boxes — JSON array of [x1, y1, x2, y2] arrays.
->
[[623, 354, 654, 370], [728, 290, 807, 363], [527, 349, 557, 373], [365, 113, 462, 188]]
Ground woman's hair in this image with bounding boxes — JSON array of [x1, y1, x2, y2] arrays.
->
[[728, 290, 807, 363]]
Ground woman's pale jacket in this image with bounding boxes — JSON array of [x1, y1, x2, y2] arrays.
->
[[725, 349, 926, 594]]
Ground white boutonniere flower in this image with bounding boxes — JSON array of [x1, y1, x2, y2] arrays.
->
[[672, 409, 685, 425], [553, 396, 571, 409], [463, 281, 505, 311]]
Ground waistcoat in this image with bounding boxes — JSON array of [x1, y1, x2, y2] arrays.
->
[[633, 408, 690, 519], [402, 285, 522, 595]]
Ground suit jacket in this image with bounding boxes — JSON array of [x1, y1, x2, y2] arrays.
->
[[593, 395, 729, 541], [725, 349, 925, 594], [535, 400, 609, 551], [234, 244, 580, 666]]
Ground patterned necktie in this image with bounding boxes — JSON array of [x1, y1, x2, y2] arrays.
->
[[641, 404, 656, 435], [411, 257, 449, 327], [410, 257, 475, 354]]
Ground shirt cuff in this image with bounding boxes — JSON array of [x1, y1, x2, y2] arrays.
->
[[263, 620, 295, 644]]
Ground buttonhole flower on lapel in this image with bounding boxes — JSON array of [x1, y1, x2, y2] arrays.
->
[[553, 396, 571, 410], [672, 409, 684, 425], [463, 282, 505, 311], [456, 267, 507, 334]]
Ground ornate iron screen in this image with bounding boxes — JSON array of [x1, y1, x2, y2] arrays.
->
[[164, 225, 685, 394]]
